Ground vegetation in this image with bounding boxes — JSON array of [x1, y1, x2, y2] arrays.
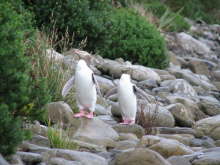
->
[[95, 8, 168, 69], [47, 124, 78, 150]]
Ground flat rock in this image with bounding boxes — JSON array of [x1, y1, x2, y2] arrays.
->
[[49, 157, 82, 165], [29, 135, 50, 147], [112, 148, 171, 165], [168, 156, 191, 165], [17, 151, 42, 164], [198, 96, 220, 116]]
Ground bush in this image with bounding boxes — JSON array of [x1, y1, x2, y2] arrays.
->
[[95, 8, 168, 69], [22, 0, 112, 51]]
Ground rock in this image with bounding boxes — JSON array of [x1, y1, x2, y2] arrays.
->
[[139, 135, 194, 158], [46, 101, 74, 126], [185, 57, 216, 76], [49, 157, 82, 165], [213, 70, 220, 81], [151, 127, 198, 137], [112, 124, 145, 138], [109, 101, 121, 117], [118, 133, 139, 141], [96, 115, 118, 125], [198, 96, 220, 116], [176, 32, 211, 56], [19, 142, 52, 154], [168, 68, 217, 90], [166, 103, 195, 127], [138, 104, 175, 127], [29, 135, 50, 147], [194, 115, 220, 140], [0, 154, 10, 165], [72, 140, 106, 152], [190, 136, 216, 148], [17, 152, 42, 164], [9, 154, 24, 165], [167, 95, 207, 121], [46, 49, 64, 62], [97, 59, 161, 81], [115, 140, 138, 150], [137, 79, 158, 89], [47, 149, 108, 165], [73, 118, 119, 148], [153, 68, 176, 81], [168, 156, 191, 165], [94, 75, 115, 94], [158, 134, 194, 146], [160, 79, 197, 97], [30, 121, 48, 138], [112, 148, 171, 165], [215, 140, 220, 147], [191, 147, 220, 165], [95, 104, 111, 116]]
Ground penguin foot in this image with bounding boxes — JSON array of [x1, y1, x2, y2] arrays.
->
[[73, 110, 85, 118], [85, 112, 94, 119], [120, 119, 135, 125]]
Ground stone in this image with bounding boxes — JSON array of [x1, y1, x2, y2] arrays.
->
[[46, 101, 74, 125], [137, 79, 158, 89], [30, 121, 48, 137], [46, 49, 64, 62], [95, 75, 115, 94], [194, 115, 220, 140], [17, 152, 42, 164], [72, 140, 106, 152], [9, 154, 24, 165], [138, 104, 175, 127], [139, 135, 194, 158], [198, 96, 220, 116], [109, 101, 121, 117], [168, 156, 191, 165], [158, 134, 194, 146], [49, 157, 82, 165], [95, 104, 111, 116], [161, 79, 197, 97], [0, 154, 10, 165], [166, 103, 195, 127], [73, 118, 119, 148], [213, 70, 220, 81], [29, 135, 50, 147], [115, 140, 138, 150], [118, 133, 139, 141], [47, 149, 108, 165], [190, 136, 216, 148], [96, 115, 118, 125], [112, 148, 171, 165], [112, 124, 145, 138], [19, 142, 52, 154]]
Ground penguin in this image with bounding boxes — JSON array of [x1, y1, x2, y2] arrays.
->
[[105, 74, 151, 125], [62, 59, 101, 118]]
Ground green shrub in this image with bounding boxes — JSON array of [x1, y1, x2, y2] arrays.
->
[[22, 0, 112, 51], [95, 8, 168, 69]]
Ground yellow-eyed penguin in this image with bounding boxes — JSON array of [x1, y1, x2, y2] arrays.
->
[[62, 59, 101, 118]]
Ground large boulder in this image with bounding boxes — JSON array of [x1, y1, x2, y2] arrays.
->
[[198, 96, 220, 116], [195, 115, 220, 140], [166, 103, 195, 127], [112, 148, 171, 165], [73, 118, 119, 148], [139, 135, 194, 158]]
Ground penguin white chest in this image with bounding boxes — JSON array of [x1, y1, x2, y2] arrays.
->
[[75, 70, 97, 110], [118, 81, 137, 120]]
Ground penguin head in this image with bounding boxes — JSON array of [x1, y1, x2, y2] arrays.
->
[[77, 59, 88, 70], [120, 74, 131, 82]]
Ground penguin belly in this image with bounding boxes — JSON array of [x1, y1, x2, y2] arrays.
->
[[118, 84, 137, 120], [75, 71, 97, 112]]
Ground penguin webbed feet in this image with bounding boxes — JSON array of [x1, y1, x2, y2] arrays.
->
[[73, 109, 94, 119], [120, 119, 135, 125]]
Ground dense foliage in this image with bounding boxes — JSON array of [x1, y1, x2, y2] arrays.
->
[[0, 1, 51, 155], [95, 9, 168, 69]]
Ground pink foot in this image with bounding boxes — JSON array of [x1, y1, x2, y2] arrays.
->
[[85, 112, 94, 119], [73, 110, 85, 118], [120, 119, 135, 125]]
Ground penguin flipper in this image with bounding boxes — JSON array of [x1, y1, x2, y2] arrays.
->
[[62, 76, 75, 97], [92, 74, 102, 97]]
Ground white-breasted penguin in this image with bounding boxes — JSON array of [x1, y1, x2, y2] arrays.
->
[[62, 59, 101, 118], [118, 74, 137, 124]]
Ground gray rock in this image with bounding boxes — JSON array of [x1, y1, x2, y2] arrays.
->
[[112, 124, 145, 138], [213, 70, 220, 81], [94, 75, 115, 94], [17, 152, 42, 164], [138, 104, 175, 127], [168, 156, 191, 165], [139, 135, 194, 158], [0, 154, 10, 165], [115, 140, 138, 150], [19, 142, 52, 154], [9, 154, 24, 165], [190, 136, 216, 148], [215, 140, 220, 147], [49, 157, 82, 165], [158, 134, 194, 146], [198, 96, 220, 116], [46, 101, 74, 125], [112, 148, 171, 165], [30, 121, 48, 137], [166, 103, 195, 127], [95, 104, 111, 116], [71, 140, 106, 152], [48, 149, 108, 165], [195, 115, 220, 140], [161, 79, 197, 97], [29, 135, 50, 147], [73, 118, 119, 148], [137, 79, 158, 89], [118, 133, 139, 141], [96, 115, 118, 125]]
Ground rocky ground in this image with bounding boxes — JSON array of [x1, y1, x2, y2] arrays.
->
[[1, 22, 220, 165]]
